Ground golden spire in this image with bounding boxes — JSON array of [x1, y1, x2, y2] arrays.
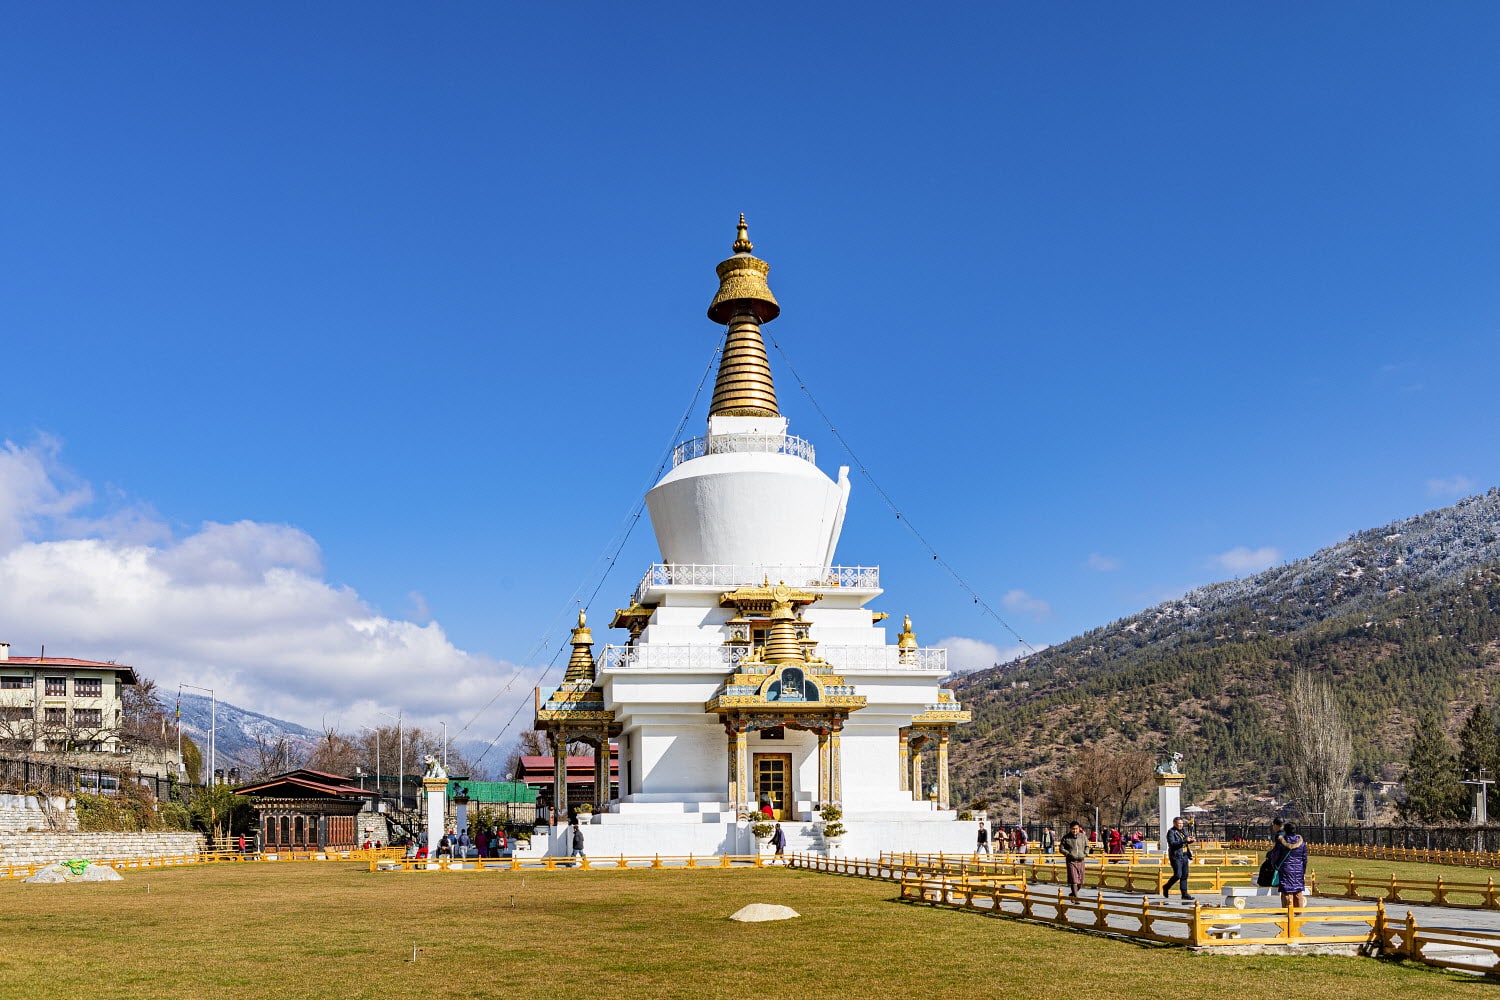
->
[[897, 614, 917, 663], [707, 214, 781, 418], [761, 591, 805, 664], [732, 212, 753, 253], [564, 608, 595, 682]]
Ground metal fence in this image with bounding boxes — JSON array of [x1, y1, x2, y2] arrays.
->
[[0, 755, 188, 803]]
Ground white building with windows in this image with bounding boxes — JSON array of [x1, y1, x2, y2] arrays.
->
[[534, 219, 974, 856], [0, 642, 138, 754]]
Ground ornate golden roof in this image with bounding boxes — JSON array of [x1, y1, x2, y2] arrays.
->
[[707, 215, 781, 418], [719, 582, 819, 610], [706, 661, 866, 715]]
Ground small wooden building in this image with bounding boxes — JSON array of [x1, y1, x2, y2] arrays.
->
[[235, 768, 369, 851]]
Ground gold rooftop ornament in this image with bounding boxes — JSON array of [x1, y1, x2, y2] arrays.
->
[[707, 213, 781, 418], [564, 608, 596, 682]]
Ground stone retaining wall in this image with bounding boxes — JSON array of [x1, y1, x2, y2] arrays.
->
[[1, 830, 205, 867], [0, 793, 78, 833]]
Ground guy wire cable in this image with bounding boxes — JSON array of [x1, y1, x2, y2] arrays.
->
[[464, 341, 723, 766], [766, 329, 1042, 658]]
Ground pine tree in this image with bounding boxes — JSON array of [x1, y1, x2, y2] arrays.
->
[[1456, 703, 1500, 782], [1400, 712, 1466, 823]]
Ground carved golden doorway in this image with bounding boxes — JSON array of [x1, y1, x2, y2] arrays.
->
[[754, 753, 793, 820]]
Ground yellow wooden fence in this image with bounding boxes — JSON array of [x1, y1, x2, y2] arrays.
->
[[1311, 869, 1500, 910], [367, 853, 771, 873], [895, 871, 1381, 949], [1, 846, 405, 881]]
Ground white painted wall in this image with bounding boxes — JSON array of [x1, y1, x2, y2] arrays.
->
[[646, 452, 848, 569]]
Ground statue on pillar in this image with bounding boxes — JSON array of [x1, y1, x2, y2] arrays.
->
[[1155, 751, 1183, 776], [423, 754, 448, 781]]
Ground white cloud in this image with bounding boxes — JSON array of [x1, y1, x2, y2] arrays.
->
[[937, 636, 1047, 674], [1001, 588, 1052, 617], [0, 439, 529, 738], [1214, 546, 1281, 575], [1086, 553, 1121, 572], [1426, 475, 1476, 498]]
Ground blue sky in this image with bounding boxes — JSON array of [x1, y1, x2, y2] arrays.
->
[[2, 4, 1498, 752]]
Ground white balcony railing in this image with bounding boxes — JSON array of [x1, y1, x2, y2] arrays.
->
[[671, 432, 816, 469], [597, 643, 946, 674], [815, 646, 948, 672], [633, 563, 880, 603]]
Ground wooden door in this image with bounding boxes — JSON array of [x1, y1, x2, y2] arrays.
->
[[754, 753, 793, 820]]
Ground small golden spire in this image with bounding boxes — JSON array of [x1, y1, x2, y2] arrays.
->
[[733, 212, 753, 254], [762, 596, 806, 664], [564, 609, 596, 682], [897, 614, 918, 662]]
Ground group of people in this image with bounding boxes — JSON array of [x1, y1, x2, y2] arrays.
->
[[975, 822, 1051, 854], [1050, 815, 1309, 908], [405, 826, 514, 860]]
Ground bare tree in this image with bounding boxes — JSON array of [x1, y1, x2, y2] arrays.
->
[[249, 731, 298, 780], [1100, 750, 1156, 830], [1283, 671, 1354, 824], [304, 720, 360, 775]]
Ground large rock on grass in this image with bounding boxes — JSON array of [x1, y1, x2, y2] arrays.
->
[[729, 903, 799, 922]]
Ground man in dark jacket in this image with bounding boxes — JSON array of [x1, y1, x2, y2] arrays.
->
[[571, 821, 585, 859], [771, 823, 787, 860], [1059, 821, 1090, 898], [1163, 816, 1196, 900]]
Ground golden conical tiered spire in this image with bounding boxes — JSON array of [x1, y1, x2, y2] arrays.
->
[[762, 591, 806, 664], [564, 608, 595, 682], [707, 214, 781, 418]]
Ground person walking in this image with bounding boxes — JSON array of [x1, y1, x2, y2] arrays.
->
[[570, 820, 585, 860], [1040, 825, 1055, 856], [1163, 816, 1196, 901], [1060, 820, 1090, 898], [976, 821, 990, 855], [1277, 823, 1309, 908], [771, 822, 786, 861]]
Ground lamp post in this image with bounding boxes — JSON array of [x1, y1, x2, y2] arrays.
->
[[442, 720, 448, 772], [179, 683, 215, 785], [1003, 768, 1024, 829]]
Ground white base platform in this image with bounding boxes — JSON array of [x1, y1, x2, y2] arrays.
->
[[539, 815, 980, 858]]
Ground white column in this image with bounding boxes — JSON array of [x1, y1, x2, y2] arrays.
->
[[423, 778, 446, 860], [1156, 774, 1183, 852]]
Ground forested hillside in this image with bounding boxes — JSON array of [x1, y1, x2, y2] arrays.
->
[[950, 489, 1500, 817]]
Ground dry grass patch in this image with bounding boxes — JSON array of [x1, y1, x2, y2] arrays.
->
[[0, 864, 1471, 1000]]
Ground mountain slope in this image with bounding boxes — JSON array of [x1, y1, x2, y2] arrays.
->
[[951, 489, 1500, 814]]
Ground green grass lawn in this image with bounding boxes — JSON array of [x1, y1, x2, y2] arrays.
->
[[0, 864, 1473, 1000]]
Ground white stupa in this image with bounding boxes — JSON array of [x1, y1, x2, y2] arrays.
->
[[535, 217, 973, 857]]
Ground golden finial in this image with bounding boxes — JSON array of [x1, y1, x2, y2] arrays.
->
[[897, 614, 918, 657], [707, 215, 780, 414], [733, 213, 753, 254], [565, 609, 595, 682]]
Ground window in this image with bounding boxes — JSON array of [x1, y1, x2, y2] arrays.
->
[[75, 708, 102, 727], [0, 706, 29, 723], [0, 676, 28, 690], [44, 677, 66, 696], [44, 707, 67, 725], [75, 678, 102, 698]]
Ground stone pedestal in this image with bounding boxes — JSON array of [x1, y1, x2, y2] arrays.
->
[[423, 777, 447, 859], [1155, 773, 1183, 852]]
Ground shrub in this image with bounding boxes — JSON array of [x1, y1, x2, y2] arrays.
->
[[819, 803, 845, 840], [75, 794, 129, 832], [158, 802, 193, 830]]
